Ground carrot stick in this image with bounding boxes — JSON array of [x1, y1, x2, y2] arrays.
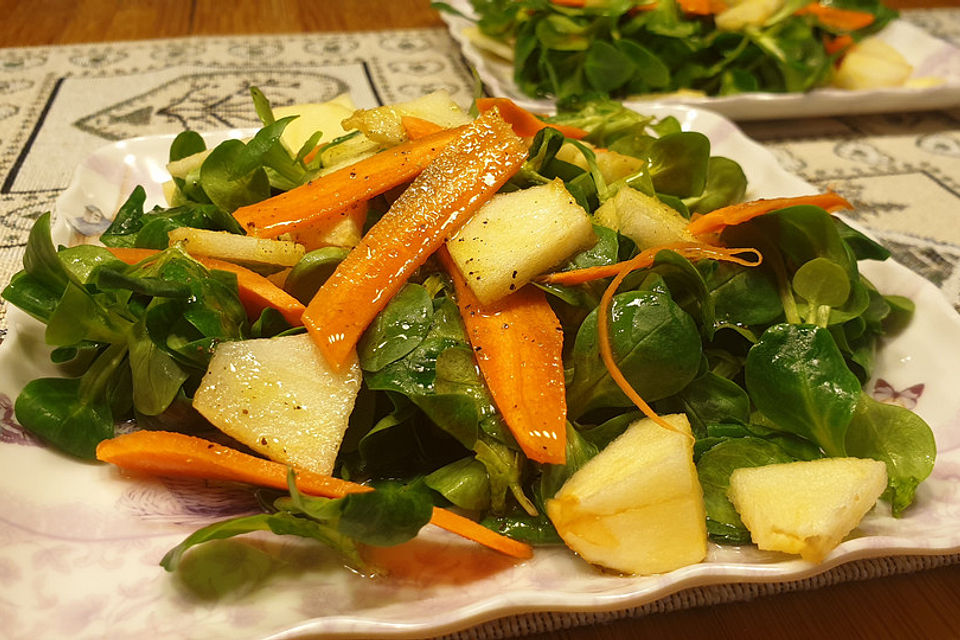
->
[[686, 192, 853, 237], [476, 98, 589, 140], [106, 246, 305, 326], [429, 507, 533, 559], [96, 430, 532, 559], [438, 248, 567, 465], [824, 33, 855, 56], [677, 0, 727, 15], [401, 115, 446, 140], [232, 126, 464, 239], [539, 242, 762, 286], [302, 108, 528, 370], [795, 3, 875, 31]]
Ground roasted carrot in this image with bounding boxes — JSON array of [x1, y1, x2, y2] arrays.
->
[[96, 430, 532, 559], [677, 0, 727, 15], [686, 192, 853, 236], [438, 248, 567, 465], [232, 126, 463, 239], [106, 246, 305, 325], [795, 3, 875, 31], [540, 242, 762, 286], [824, 33, 855, 56], [475, 97, 589, 140], [401, 115, 446, 140], [302, 109, 528, 370]]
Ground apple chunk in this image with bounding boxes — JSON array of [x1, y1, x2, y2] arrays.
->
[[546, 414, 707, 575], [727, 457, 887, 562], [446, 179, 595, 305], [193, 333, 362, 476]]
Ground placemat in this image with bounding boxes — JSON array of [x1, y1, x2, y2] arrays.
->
[[0, 10, 958, 639]]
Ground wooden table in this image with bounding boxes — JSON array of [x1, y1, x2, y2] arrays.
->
[[1, 1, 958, 639]]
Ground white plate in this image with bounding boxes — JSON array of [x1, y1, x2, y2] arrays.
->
[[2, 108, 960, 640], [439, 2, 960, 120]]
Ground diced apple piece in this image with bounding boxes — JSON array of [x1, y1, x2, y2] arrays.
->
[[342, 90, 473, 145], [833, 38, 913, 90], [193, 333, 362, 476], [446, 179, 595, 305], [546, 414, 708, 575], [727, 457, 887, 562], [555, 142, 646, 184], [463, 26, 515, 61], [273, 94, 356, 154], [168, 227, 305, 273], [594, 186, 694, 249], [715, 0, 785, 31]]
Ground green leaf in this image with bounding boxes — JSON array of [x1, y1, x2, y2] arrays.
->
[[337, 481, 434, 546], [358, 284, 434, 372], [845, 392, 936, 516], [746, 323, 861, 456]]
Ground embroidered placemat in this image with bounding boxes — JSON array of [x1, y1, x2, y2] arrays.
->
[[0, 9, 958, 639]]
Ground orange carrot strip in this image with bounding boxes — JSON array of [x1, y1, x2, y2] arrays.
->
[[96, 430, 532, 559], [302, 109, 528, 370], [105, 246, 305, 326], [438, 248, 567, 465], [824, 33, 855, 56], [97, 430, 365, 497], [429, 507, 533, 559], [232, 126, 464, 239], [795, 3, 875, 31], [401, 115, 446, 140], [677, 0, 727, 15], [569, 243, 762, 435], [686, 192, 853, 237], [539, 242, 762, 286], [476, 97, 589, 140]]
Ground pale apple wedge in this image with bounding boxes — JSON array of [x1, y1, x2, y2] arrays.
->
[[546, 414, 707, 575], [727, 457, 888, 562], [193, 333, 362, 476]]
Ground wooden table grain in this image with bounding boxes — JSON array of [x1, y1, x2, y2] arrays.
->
[[1, 1, 959, 639]]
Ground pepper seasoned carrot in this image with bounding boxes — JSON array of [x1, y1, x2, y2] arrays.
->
[[232, 126, 464, 239], [106, 246, 305, 325], [539, 242, 762, 286], [476, 97, 589, 140], [287, 200, 368, 252], [438, 248, 567, 465], [96, 430, 532, 559], [795, 3, 875, 31], [302, 108, 528, 370], [686, 192, 853, 237], [401, 115, 446, 140]]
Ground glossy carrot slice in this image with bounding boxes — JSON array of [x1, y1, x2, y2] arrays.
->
[[401, 115, 446, 140], [686, 193, 853, 237], [232, 126, 463, 239], [476, 97, 589, 140], [106, 246, 305, 325], [438, 248, 567, 465], [302, 108, 528, 370], [540, 242, 761, 286], [795, 3, 875, 31], [97, 430, 533, 559]]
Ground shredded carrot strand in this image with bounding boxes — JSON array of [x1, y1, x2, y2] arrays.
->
[[540, 242, 762, 286], [686, 192, 853, 237], [590, 243, 762, 435]]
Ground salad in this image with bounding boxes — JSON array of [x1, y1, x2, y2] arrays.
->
[[441, 0, 910, 106], [0, 89, 936, 577]]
